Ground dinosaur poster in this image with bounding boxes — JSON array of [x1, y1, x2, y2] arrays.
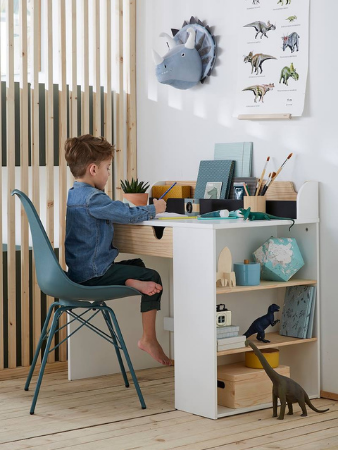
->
[[234, 0, 309, 117]]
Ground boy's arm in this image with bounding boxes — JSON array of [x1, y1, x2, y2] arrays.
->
[[88, 191, 164, 223]]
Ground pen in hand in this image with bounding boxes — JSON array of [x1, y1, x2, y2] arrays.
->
[[159, 182, 177, 199]]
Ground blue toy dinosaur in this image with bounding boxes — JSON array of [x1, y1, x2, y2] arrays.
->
[[239, 207, 295, 231], [152, 17, 217, 90], [244, 304, 280, 343]]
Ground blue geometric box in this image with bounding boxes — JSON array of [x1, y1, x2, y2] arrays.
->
[[252, 237, 304, 282]]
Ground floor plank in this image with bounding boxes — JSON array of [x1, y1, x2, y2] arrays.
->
[[0, 367, 337, 450]]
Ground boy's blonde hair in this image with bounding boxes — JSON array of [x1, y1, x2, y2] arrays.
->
[[64, 134, 114, 178]]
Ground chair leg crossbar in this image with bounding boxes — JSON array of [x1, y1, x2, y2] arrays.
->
[[25, 302, 146, 414]]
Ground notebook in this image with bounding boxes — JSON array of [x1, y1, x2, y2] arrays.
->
[[306, 286, 316, 338], [279, 285, 316, 339], [214, 142, 253, 178], [194, 160, 235, 200]]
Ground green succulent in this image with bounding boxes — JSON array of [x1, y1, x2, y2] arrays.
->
[[120, 178, 150, 193]]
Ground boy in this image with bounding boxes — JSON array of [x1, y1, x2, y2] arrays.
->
[[64, 134, 172, 366]]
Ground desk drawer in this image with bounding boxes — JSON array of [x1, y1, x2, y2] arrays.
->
[[113, 224, 173, 258]]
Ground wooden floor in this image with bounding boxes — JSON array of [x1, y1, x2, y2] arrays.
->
[[1, 366, 338, 450]]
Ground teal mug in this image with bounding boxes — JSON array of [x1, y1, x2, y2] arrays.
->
[[234, 262, 260, 286]]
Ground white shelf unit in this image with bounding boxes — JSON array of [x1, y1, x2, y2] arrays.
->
[[173, 219, 319, 419]]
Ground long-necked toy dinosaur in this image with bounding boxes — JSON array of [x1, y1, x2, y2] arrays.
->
[[245, 340, 329, 420], [239, 207, 295, 231]]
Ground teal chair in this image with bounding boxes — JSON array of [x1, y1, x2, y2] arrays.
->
[[12, 189, 146, 414]]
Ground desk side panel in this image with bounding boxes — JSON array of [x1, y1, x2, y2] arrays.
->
[[173, 227, 217, 419]]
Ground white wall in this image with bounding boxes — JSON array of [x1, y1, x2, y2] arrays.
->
[[136, 0, 338, 394]]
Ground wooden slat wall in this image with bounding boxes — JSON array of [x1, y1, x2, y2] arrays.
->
[[1, 0, 135, 375], [105, 0, 113, 198], [58, 0, 68, 362], [45, 0, 55, 364], [82, 0, 90, 135], [93, 0, 101, 137], [0, 2, 3, 371], [126, 0, 137, 181], [19, 0, 30, 368], [31, 0, 42, 364], [115, 0, 124, 200], [6, 0, 17, 369]]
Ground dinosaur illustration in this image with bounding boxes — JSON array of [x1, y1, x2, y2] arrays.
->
[[282, 32, 300, 53], [245, 340, 329, 420], [206, 186, 218, 199], [277, 0, 291, 5], [242, 83, 274, 103], [244, 52, 277, 75], [286, 15, 297, 22], [239, 207, 295, 230], [280, 62, 299, 86], [243, 21, 276, 39], [244, 304, 280, 343]]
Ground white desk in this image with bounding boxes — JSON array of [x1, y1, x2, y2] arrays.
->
[[68, 182, 320, 419]]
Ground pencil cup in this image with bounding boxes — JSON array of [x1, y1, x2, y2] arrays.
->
[[243, 196, 266, 213]]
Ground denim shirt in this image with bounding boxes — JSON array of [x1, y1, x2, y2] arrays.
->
[[65, 181, 156, 283]]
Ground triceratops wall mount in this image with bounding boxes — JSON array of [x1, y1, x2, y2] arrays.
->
[[152, 17, 217, 90]]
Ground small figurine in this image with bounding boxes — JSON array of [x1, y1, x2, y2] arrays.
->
[[239, 207, 295, 231], [244, 304, 280, 343], [246, 340, 329, 420], [216, 247, 236, 288]]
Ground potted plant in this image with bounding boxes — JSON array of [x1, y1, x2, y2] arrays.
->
[[120, 178, 150, 206]]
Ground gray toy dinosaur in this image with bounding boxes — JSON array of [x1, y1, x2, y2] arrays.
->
[[245, 340, 329, 420]]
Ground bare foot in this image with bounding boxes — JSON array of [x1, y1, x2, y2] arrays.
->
[[126, 279, 162, 296], [138, 338, 173, 366]]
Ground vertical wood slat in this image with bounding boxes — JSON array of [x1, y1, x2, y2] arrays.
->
[[45, 0, 55, 363], [31, 0, 41, 363], [0, 6, 3, 370], [115, 0, 124, 200], [82, 0, 90, 135], [93, 0, 101, 137], [6, 0, 17, 369], [70, 0, 77, 138], [58, 0, 68, 362], [105, 0, 113, 198], [126, 0, 137, 181], [19, 0, 30, 367]]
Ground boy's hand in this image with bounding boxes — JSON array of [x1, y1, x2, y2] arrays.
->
[[153, 199, 166, 214]]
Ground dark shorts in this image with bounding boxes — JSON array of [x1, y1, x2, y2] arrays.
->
[[81, 258, 162, 313]]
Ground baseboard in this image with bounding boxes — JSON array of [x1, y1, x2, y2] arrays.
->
[[0, 361, 68, 381], [321, 390, 338, 401]]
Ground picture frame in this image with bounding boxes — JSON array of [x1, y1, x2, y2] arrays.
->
[[204, 182, 223, 199]]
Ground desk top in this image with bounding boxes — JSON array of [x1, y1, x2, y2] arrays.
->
[[134, 217, 319, 230]]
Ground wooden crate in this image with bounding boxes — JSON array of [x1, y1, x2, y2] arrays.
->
[[217, 362, 290, 408]]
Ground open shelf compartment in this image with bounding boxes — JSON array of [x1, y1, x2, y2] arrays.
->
[[217, 332, 317, 357]]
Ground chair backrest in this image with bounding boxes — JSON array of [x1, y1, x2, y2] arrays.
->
[[12, 189, 140, 302], [12, 190, 76, 296]]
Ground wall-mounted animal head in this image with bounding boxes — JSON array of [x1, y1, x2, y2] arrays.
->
[[152, 17, 217, 90], [153, 28, 202, 90]]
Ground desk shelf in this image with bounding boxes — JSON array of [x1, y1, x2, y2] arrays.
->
[[217, 332, 317, 357], [216, 279, 316, 295]]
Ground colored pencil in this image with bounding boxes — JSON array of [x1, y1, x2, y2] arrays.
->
[[159, 182, 177, 199]]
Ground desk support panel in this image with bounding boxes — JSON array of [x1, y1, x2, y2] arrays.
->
[[173, 227, 217, 419]]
